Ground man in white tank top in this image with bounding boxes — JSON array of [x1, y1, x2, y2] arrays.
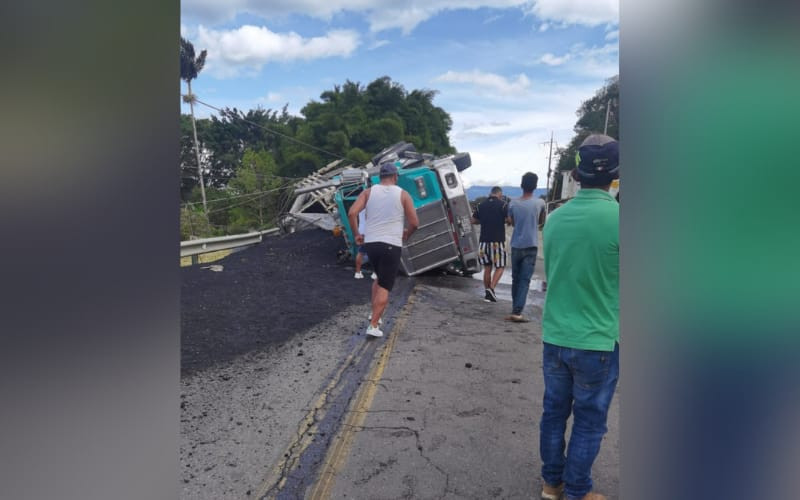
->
[[347, 162, 419, 337]]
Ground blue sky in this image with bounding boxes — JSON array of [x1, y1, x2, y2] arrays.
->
[[181, 0, 618, 187]]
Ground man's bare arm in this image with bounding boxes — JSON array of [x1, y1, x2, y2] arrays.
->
[[400, 191, 419, 241], [348, 189, 369, 244]]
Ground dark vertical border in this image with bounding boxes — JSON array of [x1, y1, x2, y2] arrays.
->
[[0, 1, 180, 499], [621, 1, 800, 499]]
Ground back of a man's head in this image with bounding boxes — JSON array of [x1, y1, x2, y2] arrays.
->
[[378, 161, 399, 183], [521, 172, 538, 193], [490, 186, 502, 197], [575, 134, 619, 188]]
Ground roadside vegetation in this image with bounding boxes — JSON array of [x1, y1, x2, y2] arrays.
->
[[180, 37, 617, 238], [550, 75, 619, 200]]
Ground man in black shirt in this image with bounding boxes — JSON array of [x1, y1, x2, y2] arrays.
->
[[471, 186, 508, 302]]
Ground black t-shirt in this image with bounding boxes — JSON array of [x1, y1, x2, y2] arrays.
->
[[474, 197, 508, 243]]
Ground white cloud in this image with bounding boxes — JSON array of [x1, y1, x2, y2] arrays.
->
[[195, 25, 360, 78], [539, 52, 570, 66], [605, 29, 619, 41], [183, 0, 615, 34], [483, 14, 503, 24], [437, 80, 605, 185], [368, 39, 390, 50], [434, 70, 531, 95], [257, 92, 284, 104], [532, 42, 618, 79], [528, 0, 618, 26]]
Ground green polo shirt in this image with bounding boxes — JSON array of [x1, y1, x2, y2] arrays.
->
[[542, 188, 619, 351]]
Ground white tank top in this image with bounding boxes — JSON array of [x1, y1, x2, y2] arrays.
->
[[363, 185, 404, 247]]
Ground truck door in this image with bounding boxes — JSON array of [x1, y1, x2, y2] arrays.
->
[[395, 168, 463, 276], [431, 159, 480, 275]]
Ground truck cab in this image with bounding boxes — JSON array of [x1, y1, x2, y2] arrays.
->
[[328, 142, 480, 276]]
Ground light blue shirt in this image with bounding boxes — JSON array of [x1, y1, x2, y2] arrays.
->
[[508, 197, 545, 248]]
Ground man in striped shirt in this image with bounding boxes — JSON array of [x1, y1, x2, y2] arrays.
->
[[471, 186, 508, 303]]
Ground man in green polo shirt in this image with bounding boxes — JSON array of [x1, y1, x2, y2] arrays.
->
[[538, 134, 619, 500]]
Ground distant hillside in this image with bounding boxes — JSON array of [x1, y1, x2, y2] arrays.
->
[[466, 185, 547, 200]]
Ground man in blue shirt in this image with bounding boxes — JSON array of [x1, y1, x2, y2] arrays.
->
[[506, 172, 546, 322]]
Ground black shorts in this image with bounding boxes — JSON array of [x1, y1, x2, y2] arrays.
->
[[364, 242, 402, 291]]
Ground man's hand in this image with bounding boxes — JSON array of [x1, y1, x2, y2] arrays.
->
[[355, 233, 364, 245]]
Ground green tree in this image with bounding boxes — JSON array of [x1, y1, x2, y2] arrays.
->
[[281, 151, 322, 178], [185, 185, 233, 229], [180, 206, 214, 240], [227, 149, 283, 231], [178, 76, 460, 235], [180, 37, 209, 215], [300, 76, 456, 159], [345, 147, 370, 164], [556, 75, 619, 174]]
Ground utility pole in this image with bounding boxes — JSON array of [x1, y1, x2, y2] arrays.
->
[[186, 81, 208, 216], [604, 97, 614, 136], [545, 131, 554, 203]]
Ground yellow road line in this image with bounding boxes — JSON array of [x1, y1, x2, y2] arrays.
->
[[307, 290, 416, 500], [253, 341, 369, 499]]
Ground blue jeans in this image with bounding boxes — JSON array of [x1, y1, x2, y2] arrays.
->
[[510, 246, 537, 315], [540, 342, 619, 499]]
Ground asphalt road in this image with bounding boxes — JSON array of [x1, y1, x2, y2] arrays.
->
[[316, 261, 619, 500], [180, 233, 619, 499]]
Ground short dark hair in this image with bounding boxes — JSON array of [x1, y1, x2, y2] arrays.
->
[[490, 186, 502, 195], [521, 172, 538, 193], [379, 161, 398, 178]]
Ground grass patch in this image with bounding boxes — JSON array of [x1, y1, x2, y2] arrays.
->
[[180, 249, 233, 267]]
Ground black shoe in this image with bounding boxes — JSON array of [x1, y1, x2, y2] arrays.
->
[[486, 288, 497, 302], [484, 289, 492, 302]]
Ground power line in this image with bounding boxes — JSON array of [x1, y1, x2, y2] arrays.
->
[[190, 97, 347, 161], [180, 173, 304, 182], [206, 188, 283, 215], [182, 179, 295, 207], [183, 181, 297, 215], [183, 188, 278, 205]]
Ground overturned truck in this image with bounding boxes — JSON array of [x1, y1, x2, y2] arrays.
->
[[282, 142, 480, 276]]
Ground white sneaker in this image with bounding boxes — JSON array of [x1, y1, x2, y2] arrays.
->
[[367, 314, 383, 325], [365, 325, 384, 337], [354, 271, 364, 279]]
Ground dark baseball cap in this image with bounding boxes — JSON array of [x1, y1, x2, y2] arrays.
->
[[379, 161, 399, 177], [575, 134, 619, 186]]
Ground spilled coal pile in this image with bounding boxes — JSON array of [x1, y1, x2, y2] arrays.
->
[[181, 229, 371, 375]]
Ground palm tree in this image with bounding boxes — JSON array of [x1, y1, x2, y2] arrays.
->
[[180, 37, 208, 216]]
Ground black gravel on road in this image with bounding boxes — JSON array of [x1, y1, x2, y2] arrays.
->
[[181, 229, 372, 375]]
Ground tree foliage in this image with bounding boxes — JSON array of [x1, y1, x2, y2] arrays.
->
[[556, 75, 619, 173], [226, 149, 284, 233], [180, 76, 457, 238], [180, 37, 210, 216], [180, 38, 206, 83], [548, 75, 618, 200]]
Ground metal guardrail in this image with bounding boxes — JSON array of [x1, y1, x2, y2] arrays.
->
[[180, 228, 279, 258]]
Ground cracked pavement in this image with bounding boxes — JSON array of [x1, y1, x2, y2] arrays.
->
[[326, 270, 619, 499], [179, 243, 618, 499]]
